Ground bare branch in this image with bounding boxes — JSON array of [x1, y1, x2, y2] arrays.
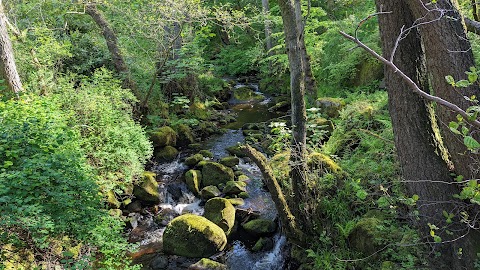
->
[[339, 31, 480, 129]]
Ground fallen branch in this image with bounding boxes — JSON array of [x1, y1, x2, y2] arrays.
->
[[240, 144, 305, 245], [339, 30, 480, 129]]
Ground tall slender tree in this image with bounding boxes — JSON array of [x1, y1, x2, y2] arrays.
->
[[0, 0, 23, 97]]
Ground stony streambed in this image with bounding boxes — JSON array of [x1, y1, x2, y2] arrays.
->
[[127, 81, 290, 270]]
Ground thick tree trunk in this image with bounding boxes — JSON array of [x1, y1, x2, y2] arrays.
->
[[278, 0, 309, 229], [473, 0, 479, 21], [377, 0, 479, 268], [85, 3, 139, 98], [0, 1, 23, 97], [406, 0, 480, 180]]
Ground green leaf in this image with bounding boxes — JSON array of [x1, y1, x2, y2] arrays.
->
[[3, 160, 13, 168], [462, 126, 470, 136], [445, 75, 455, 86], [356, 189, 368, 200], [377, 196, 390, 208], [433, 235, 442, 243], [449, 122, 461, 135], [412, 194, 419, 201], [464, 136, 480, 149], [468, 73, 478, 83], [456, 80, 471, 88]]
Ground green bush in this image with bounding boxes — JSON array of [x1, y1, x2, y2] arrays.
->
[[54, 69, 153, 193]]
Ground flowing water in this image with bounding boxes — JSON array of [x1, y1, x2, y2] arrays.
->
[[132, 80, 288, 269]]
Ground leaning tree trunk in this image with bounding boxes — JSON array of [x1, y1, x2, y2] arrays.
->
[[278, 0, 309, 231], [0, 1, 22, 97], [376, 0, 479, 268], [85, 3, 140, 98], [406, 0, 480, 180]]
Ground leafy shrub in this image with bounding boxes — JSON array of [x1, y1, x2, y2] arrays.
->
[[54, 69, 153, 193]]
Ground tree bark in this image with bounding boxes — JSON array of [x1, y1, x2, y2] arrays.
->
[[0, 1, 23, 97], [473, 0, 479, 21], [376, 0, 479, 267], [277, 0, 309, 229], [85, 3, 140, 98], [262, 0, 273, 56], [241, 145, 305, 245], [294, 0, 317, 101], [406, 0, 480, 180]]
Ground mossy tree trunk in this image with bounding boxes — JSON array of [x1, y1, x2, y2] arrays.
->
[[376, 0, 480, 268], [0, 0, 23, 98]]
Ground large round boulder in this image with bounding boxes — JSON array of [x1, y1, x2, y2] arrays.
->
[[163, 214, 227, 258], [150, 126, 177, 147], [155, 146, 179, 161], [203, 198, 236, 235], [133, 171, 159, 204], [202, 162, 234, 187], [223, 181, 247, 195]]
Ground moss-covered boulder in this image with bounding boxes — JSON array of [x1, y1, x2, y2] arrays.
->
[[185, 170, 202, 195], [150, 126, 177, 147], [242, 219, 277, 236], [189, 258, 227, 270], [315, 97, 345, 118], [252, 237, 274, 252], [309, 117, 334, 136], [199, 149, 214, 158], [203, 198, 236, 235], [155, 146, 179, 161], [189, 143, 204, 150], [202, 162, 235, 187], [175, 124, 195, 146], [233, 86, 264, 102], [223, 181, 247, 195], [238, 192, 249, 199], [133, 171, 159, 204], [163, 214, 227, 258], [185, 153, 204, 167], [348, 217, 384, 255], [200, 186, 222, 200], [189, 101, 210, 120], [237, 174, 250, 182], [226, 145, 247, 158], [227, 198, 245, 206], [220, 156, 240, 167]]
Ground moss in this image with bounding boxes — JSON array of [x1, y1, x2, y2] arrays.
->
[[174, 124, 195, 146], [185, 170, 202, 194], [199, 149, 214, 158], [238, 192, 249, 199], [200, 185, 222, 200], [155, 146, 179, 161], [242, 129, 262, 137], [191, 258, 227, 270], [233, 86, 264, 101], [268, 100, 290, 113], [315, 97, 345, 118], [189, 101, 210, 120], [252, 237, 273, 252], [150, 126, 177, 147], [307, 152, 343, 174], [106, 190, 121, 209], [223, 181, 247, 195], [242, 219, 277, 236], [204, 198, 236, 235], [220, 156, 240, 167], [348, 217, 383, 255], [133, 171, 159, 203], [237, 174, 250, 182], [188, 143, 204, 150], [185, 153, 204, 167], [202, 162, 235, 187], [226, 145, 247, 157], [227, 198, 245, 206], [163, 214, 227, 258]]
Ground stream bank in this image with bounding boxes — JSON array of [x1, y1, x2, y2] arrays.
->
[[126, 79, 292, 269]]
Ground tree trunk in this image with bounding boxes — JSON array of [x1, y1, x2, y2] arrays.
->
[[262, 0, 273, 56], [473, 0, 479, 21], [406, 0, 480, 180], [376, 0, 479, 267], [0, 1, 23, 97], [85, 3, 140, 98], [294, 0, 317, 101], [278, 0, 308, 229]]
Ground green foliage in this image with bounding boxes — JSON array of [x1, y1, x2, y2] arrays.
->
[[53, 69, 153, 193]]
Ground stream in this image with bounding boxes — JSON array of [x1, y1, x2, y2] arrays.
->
[[130, 80, 288, 270]]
